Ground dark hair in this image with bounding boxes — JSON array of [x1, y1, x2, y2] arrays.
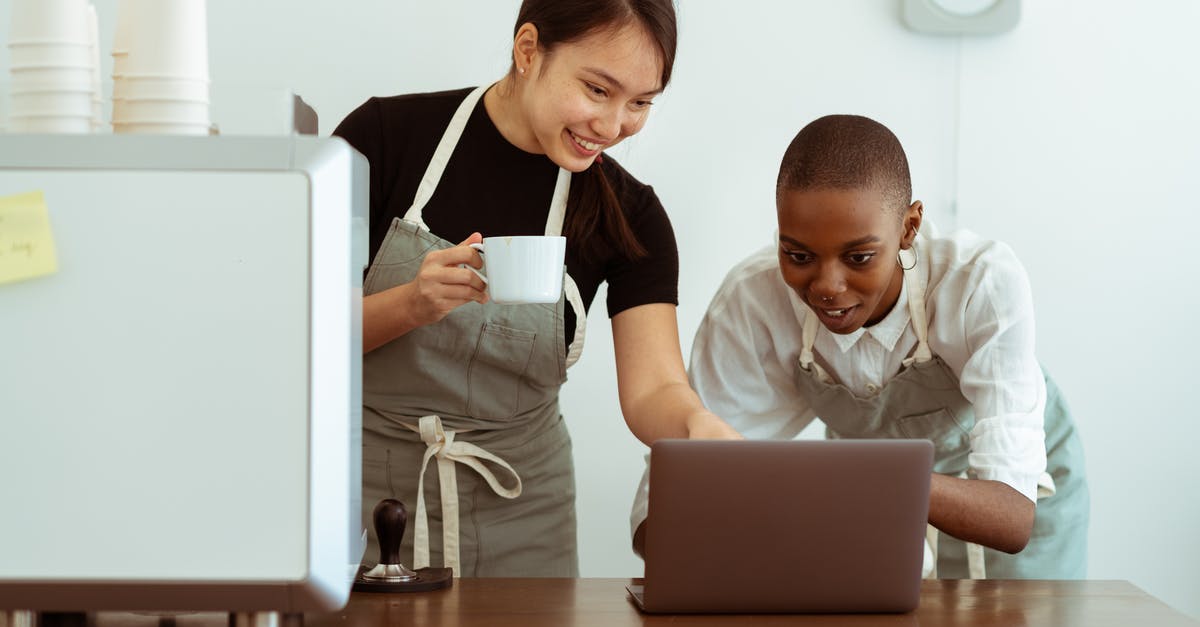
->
[[776, 114, 912, 215], [514, 0, 678, 261]]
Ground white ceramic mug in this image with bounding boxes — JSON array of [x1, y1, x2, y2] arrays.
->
[[466, 236, 566, 305]]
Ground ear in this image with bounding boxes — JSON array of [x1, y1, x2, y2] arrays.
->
[[900, 200, 923, 250], [512, 22, 540, 76]]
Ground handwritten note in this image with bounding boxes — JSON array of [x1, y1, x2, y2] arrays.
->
[[0, 191, 59, 285]]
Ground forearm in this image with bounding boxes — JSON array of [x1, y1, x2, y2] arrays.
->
[[928, 473, 1035, 554], [612, 304, 742, 445], [621, 380, 714, 444], [363, 284, 419, 353]]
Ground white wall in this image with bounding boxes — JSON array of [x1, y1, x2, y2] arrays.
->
[[3, 0, 1197, 618]]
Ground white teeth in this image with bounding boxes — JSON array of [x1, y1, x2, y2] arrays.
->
[[825, 309, 847, 317], [570, 132, 601, 151]]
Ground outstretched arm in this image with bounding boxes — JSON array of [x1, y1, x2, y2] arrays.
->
[[612, 303, 741, 443]]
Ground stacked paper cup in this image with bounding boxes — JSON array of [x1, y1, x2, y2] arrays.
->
[[7, 0, 98, 133], [112, 0, 210, 135], [87, 4, 103, 131]]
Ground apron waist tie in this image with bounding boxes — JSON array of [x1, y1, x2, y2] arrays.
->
[[407, 414, 523, 573]]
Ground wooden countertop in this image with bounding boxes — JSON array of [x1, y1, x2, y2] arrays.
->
[[66, 578, 1196, 627]]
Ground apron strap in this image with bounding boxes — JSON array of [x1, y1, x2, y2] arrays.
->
[[798, 309, 834, 383], [542, 166, 587, 368], [924, 524, 939, 578], [544, 167, 572, 238], [401, 86, 490, 230], [563, 274, 587, 369], [409, 415, 522, 573], [900, 244, 934, 363]]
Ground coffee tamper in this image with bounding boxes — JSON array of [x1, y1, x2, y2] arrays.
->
[[352, 499, 452, 592]]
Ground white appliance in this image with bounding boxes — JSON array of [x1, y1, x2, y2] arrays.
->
[[0, 134, 367, 612]]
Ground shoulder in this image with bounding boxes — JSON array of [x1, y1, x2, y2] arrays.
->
[[333, 87, 475, 153], [593, 153, 658, 213], [921, 222, 1035, 326], [707, 244, 796, 323], [923, 222, 1029, 291], [586, 153, 677, 263], [368, 87, 475, 124], [595, 153, 650, 192]]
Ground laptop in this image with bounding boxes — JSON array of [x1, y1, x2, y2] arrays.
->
[[628, 439, 933, 614]]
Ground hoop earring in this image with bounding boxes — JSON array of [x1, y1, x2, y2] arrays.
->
[[898, 242, 918, 271]]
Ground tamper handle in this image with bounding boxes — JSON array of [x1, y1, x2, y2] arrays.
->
[[374, 498, 407, 566]]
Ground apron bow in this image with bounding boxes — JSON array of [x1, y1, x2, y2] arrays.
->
[[411, 415, 523, 572]]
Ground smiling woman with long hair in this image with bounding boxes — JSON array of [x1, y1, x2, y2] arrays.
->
[[333, 0, 740, 577]]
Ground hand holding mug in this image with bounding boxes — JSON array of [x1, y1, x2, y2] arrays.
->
[[403, 233, 489, 327]]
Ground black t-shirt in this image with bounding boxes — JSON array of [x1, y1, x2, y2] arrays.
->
[[333, 87, 679, 345]]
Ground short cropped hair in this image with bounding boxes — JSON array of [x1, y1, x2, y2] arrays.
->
[[776, 114, 912, 214]]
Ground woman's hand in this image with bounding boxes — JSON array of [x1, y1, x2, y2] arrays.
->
[[685, 411, 743, 440], [401, 232, 489, 328], [363, 233, 488, 353]]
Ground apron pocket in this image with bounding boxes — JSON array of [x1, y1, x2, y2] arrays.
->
[[467, 322, 536, 420], [897, 407, 972, 465]]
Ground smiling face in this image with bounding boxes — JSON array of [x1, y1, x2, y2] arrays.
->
[[777, 186, 922, 334], [514, 22, 663, 172]]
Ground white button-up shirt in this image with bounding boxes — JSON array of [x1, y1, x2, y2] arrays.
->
[[631, 222, 1049, 535]]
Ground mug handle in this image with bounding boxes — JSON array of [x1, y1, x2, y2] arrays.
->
[[463, 242, 488, 284]]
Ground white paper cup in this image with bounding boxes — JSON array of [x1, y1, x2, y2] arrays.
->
[[112, 75, 127, 101], [112, 121, 210, 135], [10, 91, 94, 117], [112, 51, 130, 78], [87, 4, 101, 100], [8, 115, 92, 133], [8, 42, 92, 68], [119, 0, 209, 79], [466, 236, 567, 304], [112, 99, 210, 124], [113, 0, 136, 56], [10, 66, 93, 91], [9, 0, 90, 45], [112, 75, 210, 101]]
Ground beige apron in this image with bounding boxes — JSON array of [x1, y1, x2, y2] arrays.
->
[[360, 86, 587, 576], [794, 247, 1088, 579]]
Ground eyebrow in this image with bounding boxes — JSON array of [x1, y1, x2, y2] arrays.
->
[[779, 235, 882, 250], [581, 66, 663, 97]]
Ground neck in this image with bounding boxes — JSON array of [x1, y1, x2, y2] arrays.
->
[[483, 76, 544, 155]]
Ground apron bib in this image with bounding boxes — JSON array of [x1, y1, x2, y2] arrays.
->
[[793, 247, 1089, 579], [360, 86, 586, 576]]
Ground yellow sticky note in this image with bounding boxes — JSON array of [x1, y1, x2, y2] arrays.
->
[[0, 191, 59, 285]]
